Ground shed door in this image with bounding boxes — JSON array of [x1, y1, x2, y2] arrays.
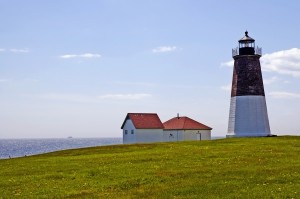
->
[[196, 132, 202, 141]]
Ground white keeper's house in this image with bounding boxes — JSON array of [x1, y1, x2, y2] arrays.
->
[[121, 113, 212, 144]]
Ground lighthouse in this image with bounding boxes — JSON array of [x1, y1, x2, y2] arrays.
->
[[227, 31, 271, 137]]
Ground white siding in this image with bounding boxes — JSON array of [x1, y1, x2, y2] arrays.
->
[[123, 119, 164, 144], [183, 130, 211, 140], [136, 129, 164, 143], [163, 130, 211, 141], [163, 130, 183, 142], [227, 96, 271, 137], [122, 119, 136, 144], [123, 118, 212, 143]]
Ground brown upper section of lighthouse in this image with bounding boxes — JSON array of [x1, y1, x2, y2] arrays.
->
[[231, 31, 265, 97], [231, 55, 265, 97]]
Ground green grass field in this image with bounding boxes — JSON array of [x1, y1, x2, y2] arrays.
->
[[0, 136, 299, 198]]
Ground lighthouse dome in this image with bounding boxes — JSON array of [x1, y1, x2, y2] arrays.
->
[[239, 31, 255, 42]]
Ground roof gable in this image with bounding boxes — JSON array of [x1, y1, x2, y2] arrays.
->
[[121, 113, 164, 129], [163, 116, 212, 130]]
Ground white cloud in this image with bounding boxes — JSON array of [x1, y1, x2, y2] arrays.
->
[[220, 60, 233, 68], [152, 46, 177, 53], [60, 54, 77, 59], [268, 91, 300, 99], [60, 53, 101, 59], [261, 48, 300, 77], [10, 48, 30, 53], [263, 76, 280, 85], [0, 48, 6, 52], [98, 94, 151, 100], [220, 84, 231, 91], [80, 53, 101, 58]]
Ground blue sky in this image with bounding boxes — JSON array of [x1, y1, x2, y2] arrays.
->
[[1, 0, 300, 138]]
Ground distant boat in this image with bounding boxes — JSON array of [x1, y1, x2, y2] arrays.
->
[[67, 136, 73, 139]]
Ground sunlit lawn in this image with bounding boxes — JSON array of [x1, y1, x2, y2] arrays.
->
[[0, 136, 299, 198]]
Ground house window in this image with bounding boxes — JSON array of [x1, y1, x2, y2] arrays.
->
[[125, 130, 128, 135], [131, 130, 134, 134]]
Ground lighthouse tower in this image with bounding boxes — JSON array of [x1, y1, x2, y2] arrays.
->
[[227, 31, 271, 137]]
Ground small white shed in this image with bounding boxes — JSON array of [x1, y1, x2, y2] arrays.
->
[[121, 113, 164, 144], [163, 116, 212, 141]]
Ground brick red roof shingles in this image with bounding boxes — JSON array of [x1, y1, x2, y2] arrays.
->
[[121, 113, 164, 129], [163, 116, 212, 130]]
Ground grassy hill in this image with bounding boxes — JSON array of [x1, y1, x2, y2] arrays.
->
[[0, 136, 299, 198]]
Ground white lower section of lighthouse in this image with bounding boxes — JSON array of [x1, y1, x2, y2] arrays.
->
[[227, 96, 271, 137]]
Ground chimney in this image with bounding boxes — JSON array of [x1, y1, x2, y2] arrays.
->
[[177, 113, 179, 119]]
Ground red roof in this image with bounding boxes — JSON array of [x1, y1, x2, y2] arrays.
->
[[121, 113, 164, 129], [163, 116, 212, 130]]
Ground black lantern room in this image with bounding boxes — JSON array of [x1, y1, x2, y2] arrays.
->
[[238, 31, 255, 55]]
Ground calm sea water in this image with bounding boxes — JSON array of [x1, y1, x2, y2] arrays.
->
[[0, 137, 225, 159], [0, 138, 122, 159]]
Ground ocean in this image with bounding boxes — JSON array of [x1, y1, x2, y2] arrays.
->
[[0, 137, 225, 160], [0, 138, 123, 159]]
